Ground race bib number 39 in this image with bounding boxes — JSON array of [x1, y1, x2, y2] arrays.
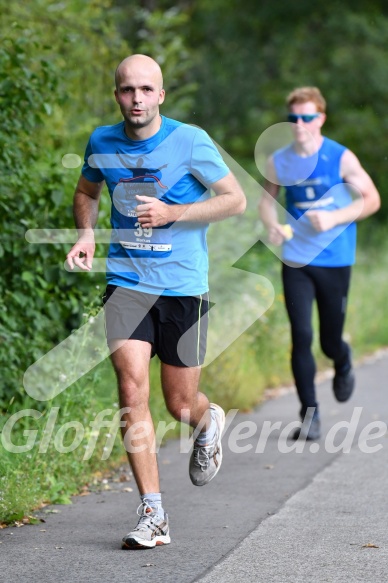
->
[[120, 223, 172, 252]]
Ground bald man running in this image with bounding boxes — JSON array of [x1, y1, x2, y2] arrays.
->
[[66, 54, 246, 549]]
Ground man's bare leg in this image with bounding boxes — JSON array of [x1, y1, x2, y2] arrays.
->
[[161, 363, 211, 430], [161, 363, 225, 486], [110, 339, 171, 549], [109, 339, 159, 494]]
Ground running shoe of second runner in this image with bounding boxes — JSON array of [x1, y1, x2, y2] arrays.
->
[[189, 403, 226, 487], [291, 409, 321, 441], [333, 366, 355, 402], [122, 500, 170, 549]]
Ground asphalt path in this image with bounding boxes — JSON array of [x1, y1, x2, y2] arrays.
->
[[1, 351, 388, 583]]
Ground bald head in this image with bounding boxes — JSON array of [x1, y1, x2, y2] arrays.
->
[[114, 54, 166, 140], [115, 54, 163, 90]]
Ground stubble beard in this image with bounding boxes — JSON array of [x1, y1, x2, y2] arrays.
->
[[124, 108, 159, 130]]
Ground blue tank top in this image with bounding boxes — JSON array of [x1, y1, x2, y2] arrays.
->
[[273, 137, 356, 267]]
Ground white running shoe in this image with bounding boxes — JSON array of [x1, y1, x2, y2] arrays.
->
[[122, 501, 170, 549], [189, 403, 225, 487]]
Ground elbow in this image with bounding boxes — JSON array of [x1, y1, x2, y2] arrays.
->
[[236, 195, 247, 215], [374, 196, 381, 213], [362, 192, 381, 218], [369, 194, 381, 216]]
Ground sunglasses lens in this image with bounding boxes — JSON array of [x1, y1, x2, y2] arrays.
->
[[287, 114, 319, 123]]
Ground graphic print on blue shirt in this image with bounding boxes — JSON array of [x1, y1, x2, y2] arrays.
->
[[112, 155, 172, 258]]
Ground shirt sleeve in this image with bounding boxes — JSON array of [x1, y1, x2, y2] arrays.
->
[[190, 129, 230, 187], [81, 136, 105, 183]]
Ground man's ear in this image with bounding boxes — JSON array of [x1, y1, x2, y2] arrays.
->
[[318, 113, 327, 128]]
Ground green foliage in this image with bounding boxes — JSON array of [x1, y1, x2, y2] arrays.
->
[[0, 0, 127, 408], [0, 29, 75, 407], [179, 2, 388, 217], [0, 303, 121, 523], [346, 224, 388, 352]]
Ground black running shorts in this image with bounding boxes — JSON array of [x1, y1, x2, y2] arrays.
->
[[102, 285, 210, 367]]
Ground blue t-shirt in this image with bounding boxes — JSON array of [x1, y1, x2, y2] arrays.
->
[[82, 116, 229, 295], [273, 137, 356, 267]]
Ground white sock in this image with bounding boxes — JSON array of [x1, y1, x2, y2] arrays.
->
[[141, 493, 164, 518], [195, 409, 217, 445]]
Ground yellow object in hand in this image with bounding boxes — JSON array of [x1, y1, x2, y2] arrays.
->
[[281, 224, 293, 241]]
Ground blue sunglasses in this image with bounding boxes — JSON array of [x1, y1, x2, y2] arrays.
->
[[287, 113, 321, 123]]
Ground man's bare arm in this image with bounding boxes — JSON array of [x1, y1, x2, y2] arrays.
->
[[258, 156, 288, 246], [66, 175, 104, 271], [306, 150, 380, 232], [135, 171, 246, 228]]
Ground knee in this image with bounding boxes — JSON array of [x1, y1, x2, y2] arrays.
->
[[320, 339, 338, 360], [165, 395, 193, 422], [118, 379, 148, 410], [292, 325, 313, 350]]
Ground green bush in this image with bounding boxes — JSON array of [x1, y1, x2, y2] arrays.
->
[[1, 34, 75, 406], [0, 1, 125, 409]]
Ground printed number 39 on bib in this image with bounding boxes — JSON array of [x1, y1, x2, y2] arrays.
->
[[134, 223, 152, 238], [120, 222, 173, 253]]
